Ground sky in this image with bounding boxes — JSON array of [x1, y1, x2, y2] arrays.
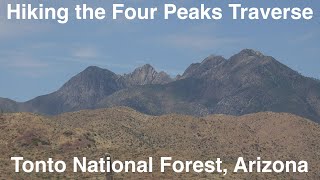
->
[[0, 0, 319, 102]]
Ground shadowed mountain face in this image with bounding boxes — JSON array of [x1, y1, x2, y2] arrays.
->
[[20, 65, 173, 115], [99, 49, 320, 122], [0, 49, 320, 122], [23, 66, 126, 115], [0, 98, 20, 113]]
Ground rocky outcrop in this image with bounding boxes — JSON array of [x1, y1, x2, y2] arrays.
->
[[123, 64, 172, 86]]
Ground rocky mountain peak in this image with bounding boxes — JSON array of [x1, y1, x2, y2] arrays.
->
[[227, 49, 270, 69], [132, 64, 157, 77], [123, 64, 172, 86], [54, 66, 123, 109], [238, 49, 264, 57], [61, 66, 118, 90], [201, 55, 226, 67], [140, 64, 155, 71], [181, 55, 226, 79], [84, 65, 102, 71]]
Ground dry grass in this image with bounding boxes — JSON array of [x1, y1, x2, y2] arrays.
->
[[0, 108, 319, 179]]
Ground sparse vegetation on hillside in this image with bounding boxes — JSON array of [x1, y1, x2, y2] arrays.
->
[[0, 108, 319, 179]]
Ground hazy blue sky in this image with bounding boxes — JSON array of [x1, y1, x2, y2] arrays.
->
[[0, 0, 319, 101]]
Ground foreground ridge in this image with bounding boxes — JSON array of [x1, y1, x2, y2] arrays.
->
[[0, 108, 319, 179]]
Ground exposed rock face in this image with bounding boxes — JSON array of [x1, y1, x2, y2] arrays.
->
[[1, 49, 320, 122], [98, 49, 320, 122], [57, 66, 124, 105], [23, 66, 125, 114], [123, 64, 172, 86], [12, 65, 172, 115], [181, 55, 226, 79]]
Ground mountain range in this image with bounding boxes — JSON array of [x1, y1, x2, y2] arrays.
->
[[0, 49, 319, 123]]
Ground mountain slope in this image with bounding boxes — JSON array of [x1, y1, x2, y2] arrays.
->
[[22, 66, 125, 115], [99, 49, 320, 122], [0, 49, 319, 122], [20, 65, 172, 115], [122, 64, 172, 86], [0, 98, 21, 113], [0, 108, 319, 179]]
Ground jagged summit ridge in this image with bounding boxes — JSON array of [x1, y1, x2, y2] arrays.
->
[[0, 49, 320, 123], [123, 64, 172, 86], [238, 49, 264, 57], [182, 55, 226, 78]]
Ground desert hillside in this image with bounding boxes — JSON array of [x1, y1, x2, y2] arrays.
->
[[0, 108, 319, 179]]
